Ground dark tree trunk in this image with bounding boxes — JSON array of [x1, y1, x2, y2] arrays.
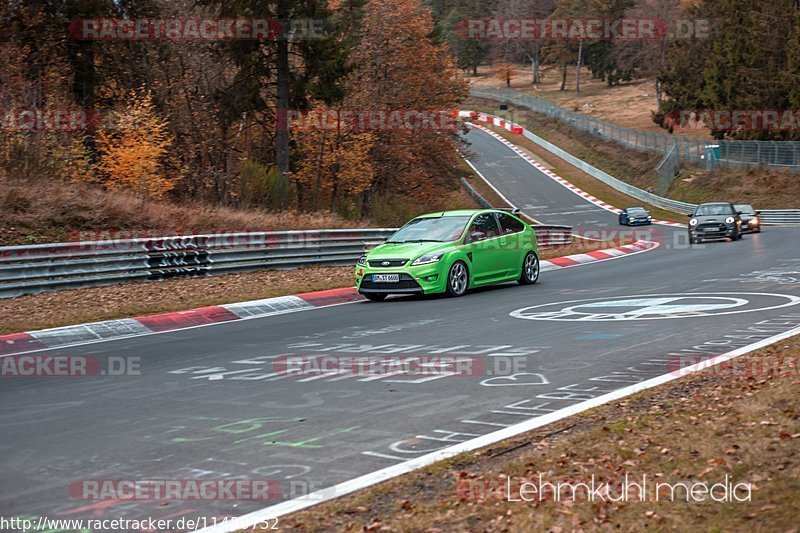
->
[[275, 36, 290, 175]]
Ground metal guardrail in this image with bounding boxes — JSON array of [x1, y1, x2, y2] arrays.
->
[[471, 88, 800, 173], [0, 230, 395, 299], [467, 110, 800, 225], [0, 224, 575, 298]]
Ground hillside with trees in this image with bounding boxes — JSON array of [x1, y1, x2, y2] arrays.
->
[[0, 0, 469, 234], [2, 0, 798, 244]]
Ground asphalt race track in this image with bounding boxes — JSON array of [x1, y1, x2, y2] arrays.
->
[[2, 126, 799, 528]]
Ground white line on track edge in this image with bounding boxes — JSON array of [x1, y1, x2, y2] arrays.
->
[[197, 324, 800, 533], [0, 301, 359, 357]]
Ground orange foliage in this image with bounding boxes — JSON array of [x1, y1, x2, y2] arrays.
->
[[291, 102, 375, 211], [495, 64, 515, 87], [346, 0, 469, 204], [96, 90, 176, 198]]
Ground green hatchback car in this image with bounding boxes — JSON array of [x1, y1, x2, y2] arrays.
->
[[355, 209, 540, 301]]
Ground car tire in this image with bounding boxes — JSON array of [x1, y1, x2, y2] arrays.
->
[[364, 293, 387, 302], [689, 234, 696, 245], [446, 261, 469, 297], [519, 251, 540, 285]]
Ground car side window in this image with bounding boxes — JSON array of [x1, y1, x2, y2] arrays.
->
[[496, 213, 525, 234], [468, 213, 500, 241]]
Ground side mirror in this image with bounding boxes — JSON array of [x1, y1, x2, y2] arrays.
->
[[686, 213, 694, 218], [735, 211, 742, 216], [469, 231, 486, 242]]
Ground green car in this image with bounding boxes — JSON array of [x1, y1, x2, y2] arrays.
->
[[355, 209, 540, 301]]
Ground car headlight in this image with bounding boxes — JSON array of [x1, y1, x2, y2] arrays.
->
[[357, 255, 367, 266], [690, 218, 698, 226], [411, 252, 444, 266], [752, 217, 759, 225], [725, 217, 735, 224]]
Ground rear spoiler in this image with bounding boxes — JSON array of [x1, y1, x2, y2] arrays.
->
[[497, 207, 521, 215]]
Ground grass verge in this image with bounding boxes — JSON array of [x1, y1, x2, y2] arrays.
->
[[266, 334, 800, 531]]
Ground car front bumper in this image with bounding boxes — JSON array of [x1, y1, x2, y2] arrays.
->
[[354, 263, 448, 295], [741, 220, 760, 232], [689, 224, 737, 240]]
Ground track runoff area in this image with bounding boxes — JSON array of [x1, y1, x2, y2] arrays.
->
[[1, 126, 798, 532]]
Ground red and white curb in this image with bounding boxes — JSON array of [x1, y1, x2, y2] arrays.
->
[[541, 239, 658, 270], [0, 287, 361, 356], [0, 242, 657, 357], [460, 112, 685, 229]]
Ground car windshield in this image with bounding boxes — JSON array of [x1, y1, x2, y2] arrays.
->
[[694, 204, 732, 216], [734, 204, 755, 214], [628, 208, 647, 215], [386, 216, 470, 243]]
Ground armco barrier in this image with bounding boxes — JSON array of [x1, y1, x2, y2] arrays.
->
[[0, 224, 573, 298], [461, 111, 800, 225]]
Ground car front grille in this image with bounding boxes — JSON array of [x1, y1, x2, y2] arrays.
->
[[368, 259, 408, 268], [360, 273, 421, 291], [697, 223, 726, 230], [696, 223, 727, 235]]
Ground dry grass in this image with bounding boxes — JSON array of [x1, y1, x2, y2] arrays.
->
[[670, 168, 800, 210], [470, 64, 707, 139], [0, 176, 363, 246], [273, 335, 800, 532]]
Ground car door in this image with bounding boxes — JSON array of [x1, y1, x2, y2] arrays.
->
[[464, 213, 503, 284], [495, 212, 527, 278]]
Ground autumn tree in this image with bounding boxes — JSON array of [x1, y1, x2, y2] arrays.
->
[[290, 103, 375, 213], [346, 0, 469, 214], [495, 64, 515, 86], [96, 90, 177, 198]]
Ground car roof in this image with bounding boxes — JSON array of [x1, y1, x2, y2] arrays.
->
[[697, 202, 732, 207], [415, 209, 511, 218], [627, 206, 647, 210]]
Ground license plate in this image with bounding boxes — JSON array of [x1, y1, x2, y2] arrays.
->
[[372, 274, 400, 283], [703, 227, 716, 232]]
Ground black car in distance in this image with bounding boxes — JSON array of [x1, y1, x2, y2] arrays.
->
[[734, 203, 762, 234], [619, 206, 652, 226]]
